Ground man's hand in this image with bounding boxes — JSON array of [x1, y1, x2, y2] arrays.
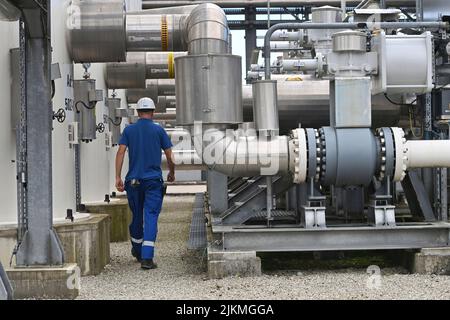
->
[[115, 145, 127, 192], [116, 177, 125, 192], [167, 171, 175, 183], [164, 148, 176, 183]]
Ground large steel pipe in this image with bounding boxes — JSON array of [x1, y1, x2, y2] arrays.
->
[[406, 140, 450, 169], [67, 0, 190, 63], [143, 1, 416, 9], [125, 13, 187, 52], [106, 52, 187, 89], [242, 81, 401, 130], [68, 1, 231, 63], [126, 79, 176, 103], [125, 79, 401, 129], [161, 150, 206, 170], [193, 128, 290, 177], [68, 0, 127, 63], [185, 3, 230, 54]]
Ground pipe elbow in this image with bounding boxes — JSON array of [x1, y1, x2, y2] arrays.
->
[[185, 3, 229, 54]]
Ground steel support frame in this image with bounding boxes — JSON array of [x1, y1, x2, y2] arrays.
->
[[14, 1, 64, 266], [213, 223, 450, 252], [244, 6, 257, 81], [0, 262, 13, 300]]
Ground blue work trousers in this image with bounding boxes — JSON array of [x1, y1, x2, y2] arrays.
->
[[125, 178, 164, 260]]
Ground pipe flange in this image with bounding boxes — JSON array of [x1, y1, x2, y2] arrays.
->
[[290, 128, 308, 184], [319, 128, 326, 182], [305, 128, 318, 181], [391, 127, 408, 182], [314, 129, 322, 182], [376, 128, 387, 180], [376, 127, 396, 181]]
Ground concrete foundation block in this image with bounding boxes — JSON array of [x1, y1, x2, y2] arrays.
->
[[57, 215, 111, 276], [6, 263, 79, 299], [0, 214, 110, 277], [412, 247, 450, 275], [207, 249, 261, 279], [85, 200, 132, 243]]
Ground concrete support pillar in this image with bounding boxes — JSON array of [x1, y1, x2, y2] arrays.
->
[[207, 248, 262, 279], [412, 248, 450, 275]]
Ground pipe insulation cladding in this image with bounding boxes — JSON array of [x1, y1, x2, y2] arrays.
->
[[125, 12, 188, 52], [184, 3, 230, 54], [67, 1, 231, 63], [193, 128, 290, 177], [106, 52, 187, 89], [405, 140, 450, 169], [175, 54, 243, 126], [67, 0, 127, 63]]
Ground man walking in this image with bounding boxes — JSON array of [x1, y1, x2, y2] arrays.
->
[[115, 97, 175, 270]]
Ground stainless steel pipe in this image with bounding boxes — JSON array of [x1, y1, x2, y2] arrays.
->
[[106, 52, 186, 89], [193, 128, 289, 177]]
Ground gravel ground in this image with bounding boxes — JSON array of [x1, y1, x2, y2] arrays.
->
[[77, 195, 450, 300]]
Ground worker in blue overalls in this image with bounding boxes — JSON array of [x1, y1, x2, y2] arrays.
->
[[115, 97, 175, 270]]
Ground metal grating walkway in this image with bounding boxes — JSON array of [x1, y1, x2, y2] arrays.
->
[[187, 193, 208, 250], [253, 210, 297, 219]]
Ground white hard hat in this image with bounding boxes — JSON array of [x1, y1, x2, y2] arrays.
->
[[136, 97, 156, 110]]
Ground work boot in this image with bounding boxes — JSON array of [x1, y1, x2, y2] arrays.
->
[[141, 259, 157, 270], [131, 247, 141, 263]]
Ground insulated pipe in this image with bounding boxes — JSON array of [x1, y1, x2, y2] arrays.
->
[[271, 42, 302, 51], [142, 1, 417, 9], [405, 140, 450, 169], [126, 79, 176, 103], [68, 2, 231, 62], [161, 150, 206, 171], [125, 13, 188, 52], [68, 0, 127, 63], [278, 59, 319, 72], [184, 3, 230, 54], [193, 128, 289, 177], [106, 52, 187, 89], [270, 30, 305, 42], [141, 5, 198, 15], [263, 21, 449, 79]]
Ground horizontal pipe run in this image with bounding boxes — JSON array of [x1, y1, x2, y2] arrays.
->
[[406, 140, 450, 169], [264, 21, 449, 79], [143, 1, 417, 9], [193, 128, 289, 177], [161, 150, 206, 171], [270, 30, 304, 42], [106, 52, 187, 89], [279, 59, 318, 72]]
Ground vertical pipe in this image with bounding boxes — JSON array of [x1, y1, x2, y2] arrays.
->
[[266, 176, 273, 226], [341, 0, 347, 20], [75, 144, 82, 211], [440, 133, 448, 221], [416, 0, 423, 22], [245, 7, 257, 83], [422, 93, 435, 202]]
